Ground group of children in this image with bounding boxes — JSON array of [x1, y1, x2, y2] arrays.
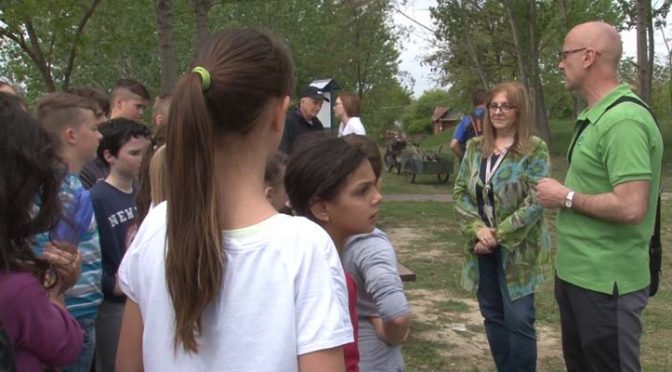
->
[[1, 28, 411, 372], [0, 79, 169, 371]]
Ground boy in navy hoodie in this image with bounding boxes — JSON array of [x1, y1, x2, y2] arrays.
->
[[90, 118, 150, 372]]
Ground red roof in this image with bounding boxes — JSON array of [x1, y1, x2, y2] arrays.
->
[[432, 106, 451, 123]]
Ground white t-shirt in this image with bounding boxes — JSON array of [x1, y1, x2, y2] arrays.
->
[[118, 202, 353, 371], [338, 117, 366, 137]]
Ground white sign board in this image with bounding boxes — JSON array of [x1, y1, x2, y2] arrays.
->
[[310, 79, 335, 129]]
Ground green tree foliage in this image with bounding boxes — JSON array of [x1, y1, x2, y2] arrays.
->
[[402, 89, 451, 135], [427, 0, 622, 123], [0, 0, 102, 93], [364, 78, 413, 138], [0, 0, 409, 136], [211, 0, 408, 138]]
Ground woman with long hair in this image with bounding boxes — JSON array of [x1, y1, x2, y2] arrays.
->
[[0, 92, 84, 371], [453, 82, 551, 371], [116, 29, 353, 371]]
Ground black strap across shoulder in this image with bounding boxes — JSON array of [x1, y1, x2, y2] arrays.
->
[[589, 95, 663, 297]]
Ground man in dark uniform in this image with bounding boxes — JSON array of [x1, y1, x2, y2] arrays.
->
[[279, 86, 329, 154]]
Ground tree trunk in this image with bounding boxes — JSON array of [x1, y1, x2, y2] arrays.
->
[[646, 2, 654, 104], [192, 0, 211, 53], [659, 26, 672, 114], [528, 0, 550, 142], [636, 0, 652, 103], [504, 0, 551, 142], [504, 0, 529, 88], [559, 0, 583, 118], [463, 24, 490, 89], [156, 0, 177, 94], [63, 0, 101, 90]]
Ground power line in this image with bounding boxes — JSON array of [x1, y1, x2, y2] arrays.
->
[[392, 2, 436, 34]]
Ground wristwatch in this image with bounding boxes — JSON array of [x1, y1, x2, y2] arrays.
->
[[565, 190, 575, 208]]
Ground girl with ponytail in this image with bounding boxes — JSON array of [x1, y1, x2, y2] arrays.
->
[[116, 29, 353, 371]]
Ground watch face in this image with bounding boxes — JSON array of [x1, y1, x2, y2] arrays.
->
[[565, 192, 573, 208]]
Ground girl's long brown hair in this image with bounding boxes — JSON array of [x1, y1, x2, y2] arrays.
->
[[480, 81, 532, 156], [164, 29, 294, 353], [0, 93, 64, 285]]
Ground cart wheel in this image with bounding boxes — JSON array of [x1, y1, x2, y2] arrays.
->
[[437, 173, 450, 183], [404, 161, 416, 183]]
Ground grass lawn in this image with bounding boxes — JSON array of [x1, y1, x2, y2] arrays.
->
[[381, 200, 672, 371]]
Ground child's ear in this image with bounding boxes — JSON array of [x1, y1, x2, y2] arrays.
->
[[264, 185, 273, 202], [154, 114, 164, 126], [102, 149, 114, 164], [64, 127, 77, 145], [309, 198, 330, 224]]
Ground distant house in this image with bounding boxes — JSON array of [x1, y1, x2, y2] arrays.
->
[[431, 106, 460, 135]]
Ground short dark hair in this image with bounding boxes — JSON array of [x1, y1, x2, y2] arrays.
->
[[97, 118, 152, 165], [342, 134, 382, 179], [67, 87, 110, 118], [472, 89, 487, 106], [35, 92, 98, 140], [285, 136, 367, 222], [111, 79, 150, 101]]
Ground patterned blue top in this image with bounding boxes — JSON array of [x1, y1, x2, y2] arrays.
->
[[454, 136, 552, 300], [33, 173, 103, 318]]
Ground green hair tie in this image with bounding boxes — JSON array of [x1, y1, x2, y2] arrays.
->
[[192, 66, 211, 91]]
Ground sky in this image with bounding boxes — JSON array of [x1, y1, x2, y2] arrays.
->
[[392, 0, 671, 97]]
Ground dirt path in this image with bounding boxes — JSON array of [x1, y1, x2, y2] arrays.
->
[[387, 226, 563, 371]]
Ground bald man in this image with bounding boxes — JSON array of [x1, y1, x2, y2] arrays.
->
[[537, 21, 663, 371]]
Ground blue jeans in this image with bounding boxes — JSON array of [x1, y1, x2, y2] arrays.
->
[[477, 249, 537, 372], [61, 315, 96, 372]]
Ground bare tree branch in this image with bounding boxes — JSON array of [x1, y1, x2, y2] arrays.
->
[[24, 17, 55, 91], [63, 0, 102, 90]]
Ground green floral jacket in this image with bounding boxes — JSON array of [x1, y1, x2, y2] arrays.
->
[[453, 136, 551, 300]]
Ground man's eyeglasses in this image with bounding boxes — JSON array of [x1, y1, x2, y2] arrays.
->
[[488, 103, 516, 113], [558, 47, 587, 60]]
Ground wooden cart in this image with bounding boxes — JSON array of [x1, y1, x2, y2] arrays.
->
[[400, 145, 453, 183]]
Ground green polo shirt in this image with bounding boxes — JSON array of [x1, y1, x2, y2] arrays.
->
[[556, 84, 663, 295]]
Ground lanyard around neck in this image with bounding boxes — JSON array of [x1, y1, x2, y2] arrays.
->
[[485, 148, 508, 185]]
